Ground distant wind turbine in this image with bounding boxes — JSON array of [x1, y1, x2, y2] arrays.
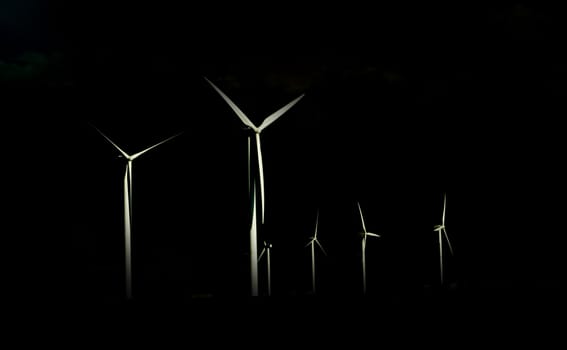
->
[[258, 240, 272, 296], [93, 125, 182, 299], [433, 192, 454, 285], [305, 209, 327, 294], [205, 77, 304, 296], [357, 202, 381, 295]]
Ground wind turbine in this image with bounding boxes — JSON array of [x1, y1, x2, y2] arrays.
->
[[433, 192, 454, 285], [305, 209, 327, 295], [93, 125, 182, 299], [258, 240, 272, 296], [205, 77, 304, 296], [357, 201, 381, 295]]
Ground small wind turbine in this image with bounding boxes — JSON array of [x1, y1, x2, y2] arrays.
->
[[93, 125, 182, 299], [433, 192, 454, 285], [258, 240, 272, 296], [357, 201, 381, 295], [305, 209, 327, 294], [205, 77, 304, 296]]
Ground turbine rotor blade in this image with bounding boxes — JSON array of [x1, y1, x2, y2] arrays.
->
[[128, 161, 133, 219], [443, 228, 454, 255], [442, 193, 447, 226], [124, 164, 130, 218], [93, 125, 130, 159], [247, 136, 251, 195], [204, 77, 258, 131], [315, 239, 327, 256], [123, 162, 132, 298], [314, 209, 319, 238], [366, 232, 381, 238], [258, 94, 305, 131], [251, 182, 257, 230], [259, 247, 266, 261], [256, 133, 265, 224], [357, 202, 367, 233], [130, 132, 183, 160]]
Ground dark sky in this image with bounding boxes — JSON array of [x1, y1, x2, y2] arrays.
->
[[4, 2, 566, 308]]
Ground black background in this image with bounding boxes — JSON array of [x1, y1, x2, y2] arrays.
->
[[2, 1, 566, 340]]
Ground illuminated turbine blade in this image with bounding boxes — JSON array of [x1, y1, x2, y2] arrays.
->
[[256, 133, 265, 224], [258, 94, 305, 131], [315, 239, 327, 256], [128, 161, 133, 220], [442, 193, 447, 226], [314, 209, 319, 238], [362, 236, 367, 294], [439, 230, 444, 284], [247, 136, 251, 195], [204, 77, 258, 131], [310, 238, 316, 294], [357, 202, 367, 233], [123, 164, 132, 299], [366, 232, 381, 238], [305, 239, 314, 248], [94, 126, 130, 159], [130, 132, 183, 160], [443, 228, 454, 256], [266, 244, 272, 296], [259, 247, 266, 260]]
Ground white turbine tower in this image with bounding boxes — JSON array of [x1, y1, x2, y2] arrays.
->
[[258, 240, 272, 296], [357, 201, 381, 295], [205, 77, 304, 296], [305, 209, 327, 295], [433, 192, 454, 285], [93, 125, 182, 299]]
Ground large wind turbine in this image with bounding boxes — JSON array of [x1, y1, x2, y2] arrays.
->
[[205, 77, 304, 296], [357, 202, 381, 295], [305, 209, 327, 294], [258, 240, 272, 296], [433, 192, 454, 285], [93, 125, 182, 299]]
